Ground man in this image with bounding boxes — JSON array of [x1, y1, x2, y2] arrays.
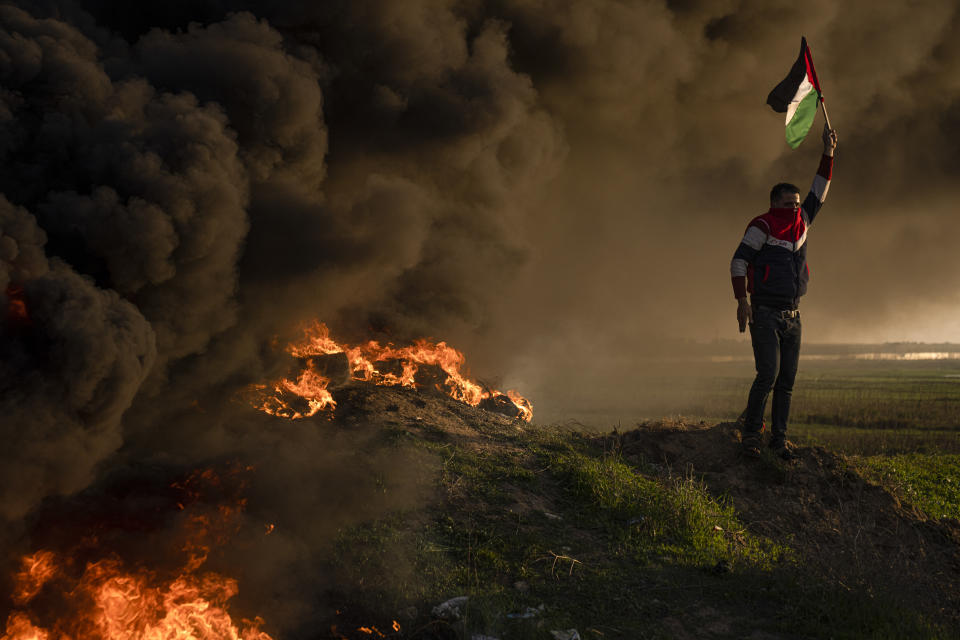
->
[[730, 124, 838, 459]]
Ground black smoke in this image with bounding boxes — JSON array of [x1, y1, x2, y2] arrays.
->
[[2, 1, 960, 631], [1, 0, 565, 523]]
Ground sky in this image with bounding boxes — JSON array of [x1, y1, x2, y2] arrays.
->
[[1, 0, 959, 605]]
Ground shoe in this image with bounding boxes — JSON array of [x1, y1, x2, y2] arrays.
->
[[736, 409, 765, 433], [778, 448, 800, 462], [737, 409, 767, 433], [769, 438, 799, 461]]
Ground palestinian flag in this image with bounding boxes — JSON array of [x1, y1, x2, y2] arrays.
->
[[767, 37, 822, 148]]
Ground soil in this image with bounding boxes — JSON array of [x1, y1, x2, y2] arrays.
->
[[613, 420, 960, 625]]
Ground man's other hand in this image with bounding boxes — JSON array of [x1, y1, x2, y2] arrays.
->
[[823, 124, 838, 156], [737, 298, 752, 333]]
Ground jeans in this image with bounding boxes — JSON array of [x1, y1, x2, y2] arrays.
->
[[742, 306, 802, 445]]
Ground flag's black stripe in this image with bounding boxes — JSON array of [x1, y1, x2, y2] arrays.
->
[[766, 36, 809, 113]]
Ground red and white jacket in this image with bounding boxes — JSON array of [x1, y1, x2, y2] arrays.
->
[[730, 155, 834, 309]]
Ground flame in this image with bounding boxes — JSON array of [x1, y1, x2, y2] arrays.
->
[[1, 557, 271, 640], [506, 390, 533, 422], [2, 613, 48, 640], [5, 285, 29, 326], [243, 364, 336, 420], [2, 468, 272, 640], [12, 552, 58, 605], [287, 321, 342, 357], [248, 321, 533, 421]]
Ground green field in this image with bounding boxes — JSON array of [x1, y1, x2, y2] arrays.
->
[[636, 357, 960, 522], [709, 361, 958, 436], [552, 357, 960, 453], [538, 355, 960, 525]]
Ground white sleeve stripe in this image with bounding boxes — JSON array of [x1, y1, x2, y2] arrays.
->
[[811, 174, 829, 203], [731, 257, 749, 277], [741, 226, 767, 250], [795, 228, 808, 250]]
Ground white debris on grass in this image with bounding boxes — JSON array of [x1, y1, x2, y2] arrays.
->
[[506, 603, 545, 619], [550, 630, 581, 640], [431, 596, 469, 620]]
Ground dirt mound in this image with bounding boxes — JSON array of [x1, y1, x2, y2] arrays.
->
[[318, 384, 960, 628], [611, 421, 960, 624], [329, 380, 527, 445]]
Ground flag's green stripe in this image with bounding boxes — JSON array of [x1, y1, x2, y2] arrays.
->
[[786, 90, 819, 148]]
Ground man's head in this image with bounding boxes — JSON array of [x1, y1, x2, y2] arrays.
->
[[770, 183, 801, 210]]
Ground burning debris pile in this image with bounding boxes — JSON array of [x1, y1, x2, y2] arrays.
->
[[1, 467, 272, 640], [245, 321, 533, 422]]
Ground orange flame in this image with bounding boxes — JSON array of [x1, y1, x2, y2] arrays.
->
[[506, 390, 534, 422], [12, 552, 58, 605], [5, 285, 29, 326], [1, 556, 271, 640], [244, 364, 336, 420], [248, 321, 532, 421], [2, 613, 48, 640], [2, 468, 272, 640]]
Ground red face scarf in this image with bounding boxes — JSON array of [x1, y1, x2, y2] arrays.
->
[[763, 206, 805, 242]]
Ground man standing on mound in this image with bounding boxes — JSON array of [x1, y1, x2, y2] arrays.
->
[[731, 124, 838, 459]]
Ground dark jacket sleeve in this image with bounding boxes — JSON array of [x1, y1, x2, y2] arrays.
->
[[730, 220, 768, 299]]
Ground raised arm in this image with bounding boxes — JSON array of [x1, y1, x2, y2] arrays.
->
[[801, 124, 837, 225]]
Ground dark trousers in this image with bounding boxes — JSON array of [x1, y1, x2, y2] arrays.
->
[[743, 307, 802, 445]]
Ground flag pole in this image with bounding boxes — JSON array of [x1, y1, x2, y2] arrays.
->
[[819, 94, 833, 131]]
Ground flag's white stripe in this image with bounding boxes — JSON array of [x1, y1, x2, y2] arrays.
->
[[784, 75, 815, 125]]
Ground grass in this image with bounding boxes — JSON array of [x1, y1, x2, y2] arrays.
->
[[647, 358, 960, 524], [857, 454, 960, 520], [314, 357, 960, 638], [547, 447, 786, 569], [695, 360, 960, 526], [325, 423, 954, 639], [790, 423, 960, 455], [630, 359, 960, 433]]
